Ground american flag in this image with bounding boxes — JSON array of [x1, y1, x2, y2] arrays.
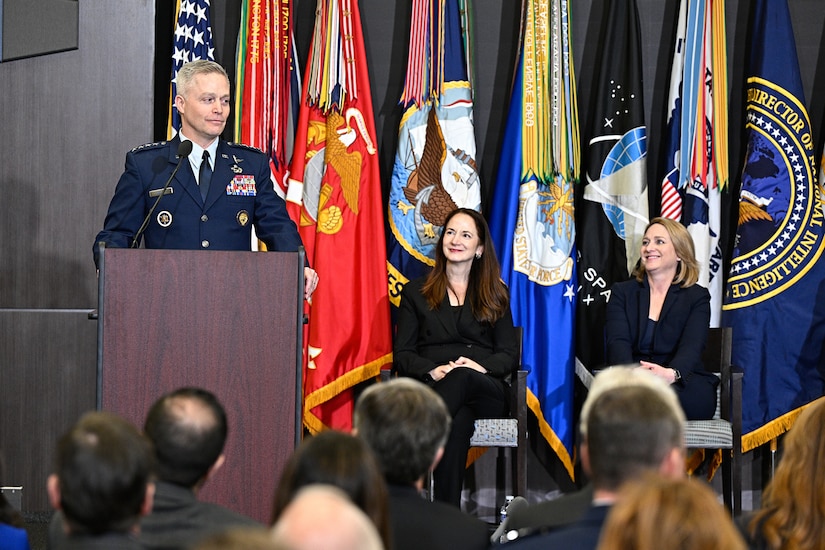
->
[[168, 0, 216, 137]]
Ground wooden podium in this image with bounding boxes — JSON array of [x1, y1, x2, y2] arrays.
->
[[96, 245, 304, 523]]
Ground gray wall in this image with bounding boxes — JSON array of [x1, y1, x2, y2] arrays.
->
[[0, 0, 154, 511]]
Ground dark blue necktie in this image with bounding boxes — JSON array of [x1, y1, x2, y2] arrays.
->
[[199, 150, 212, 201]]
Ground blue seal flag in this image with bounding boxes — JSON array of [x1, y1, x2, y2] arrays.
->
[[722, 0, 825, 452]]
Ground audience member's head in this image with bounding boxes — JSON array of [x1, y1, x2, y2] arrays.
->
[[580, 366, 685, 439], [271, 485, 383, 550], [581, 368, 685, 495], [597, 473, 745, 550], [47, 411, 155, 535], [354, 378, 451, 487], [192, 527, 286, 550], [746, 398, 825, 549], [144, 386, 228, 489], [271, 430, 390, 548]]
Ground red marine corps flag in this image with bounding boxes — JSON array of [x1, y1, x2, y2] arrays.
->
[[287, 0, 393, 432]]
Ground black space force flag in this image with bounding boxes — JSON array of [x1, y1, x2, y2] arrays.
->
[[576, 0, 649, 372]]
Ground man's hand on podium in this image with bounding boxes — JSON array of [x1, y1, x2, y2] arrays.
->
[[304, 267, 319, 302]]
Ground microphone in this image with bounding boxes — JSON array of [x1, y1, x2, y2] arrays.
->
[[490, 495, 529, 544], [131, 140, 193, 248]]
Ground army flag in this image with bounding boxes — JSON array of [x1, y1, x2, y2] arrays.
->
[[168, 0, 216, 137], [576, 0, 648, 372], [660, 0, 728, 325], [286, 0, 393, 432], [490, 0, 580, 479], [659, 0, 687, 222], [233, 0, 299, 191], [386, 0, 482, 307], [722, 0, 825, 451]]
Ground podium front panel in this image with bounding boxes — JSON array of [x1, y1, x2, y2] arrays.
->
[[98, 248, 303, 523]]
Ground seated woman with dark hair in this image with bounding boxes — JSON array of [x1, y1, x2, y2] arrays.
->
[[270, 430, 391, 549], [606, 217, 718, 420], [394, 208, 518, 506]]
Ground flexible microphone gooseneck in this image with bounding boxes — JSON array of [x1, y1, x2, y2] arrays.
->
[[131, 140, 193, 248]]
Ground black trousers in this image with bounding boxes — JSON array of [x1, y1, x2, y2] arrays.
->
[[431, 368, 508, 507]]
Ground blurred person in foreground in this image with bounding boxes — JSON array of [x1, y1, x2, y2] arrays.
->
[[737, 397, 825, 550], [505, 367, 685, 549], [0, 452, 31, 550], [48, 412, 154, 550], [354, 377, 489, 550], [271, 430, 391, 549], [270, 485, 383, 550], [50, 387, 259, 550], [597, 472, 745, 550]]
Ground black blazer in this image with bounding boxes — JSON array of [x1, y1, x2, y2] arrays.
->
[[605, 278, 710, 377], [386, 484, 490, 550], [393, 277, 518, 381]]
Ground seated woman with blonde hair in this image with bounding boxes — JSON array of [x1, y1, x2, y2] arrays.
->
[[606, 217, 718, 420], [597, 473, 745, 550]]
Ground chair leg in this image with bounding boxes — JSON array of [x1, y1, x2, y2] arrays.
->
[[732, 448, 742, 516], [721, 449, 733, 514], [511, 446, 527, 498]]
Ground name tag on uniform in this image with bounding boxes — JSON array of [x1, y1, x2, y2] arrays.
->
[[227, 175, 256, 196], [148, 187, 174, 198]]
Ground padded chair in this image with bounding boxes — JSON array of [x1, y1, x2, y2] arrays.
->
[[468, 327, 528, 498], [683, 326, 743, 515]]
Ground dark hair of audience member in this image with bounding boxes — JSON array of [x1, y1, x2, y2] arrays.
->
[[0, 452, 25, 528], [55, 411, 154, 534], [586, 385, 683, 492], [271, 430, 391, 549], [144, 386, 228, 487], [353, 377, 451, 486], [746, 399, 825, 549], [597, 473, 745, 550]]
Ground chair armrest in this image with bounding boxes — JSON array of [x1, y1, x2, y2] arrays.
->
[[512, 370, 528, 434]]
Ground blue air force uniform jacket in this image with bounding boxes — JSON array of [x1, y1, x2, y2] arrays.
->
[[93, 138, 303, 265]]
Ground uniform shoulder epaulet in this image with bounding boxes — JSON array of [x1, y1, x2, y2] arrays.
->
[[227, 142, 265, 155], [130, 141, 168, 153]]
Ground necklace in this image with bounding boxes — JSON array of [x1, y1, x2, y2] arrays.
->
[[447, 285, 465, 306]]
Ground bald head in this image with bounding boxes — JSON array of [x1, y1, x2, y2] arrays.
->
[[144, 387, 228, 487], [271, 485, 383, 550]]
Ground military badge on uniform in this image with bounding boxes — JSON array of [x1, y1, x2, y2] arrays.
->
[[230, 154, 245, 174], [227, 174, 257, 196], [157, 211, 173, 227], [236, 210, 250, 227]]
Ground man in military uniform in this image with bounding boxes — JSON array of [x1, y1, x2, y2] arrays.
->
[[94, 59, 318, 298]]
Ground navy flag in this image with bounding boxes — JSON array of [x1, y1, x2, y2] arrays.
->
[[386, 0, 481, 307], [576, 0, 649, 372], [722, 0, 825, 451]]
